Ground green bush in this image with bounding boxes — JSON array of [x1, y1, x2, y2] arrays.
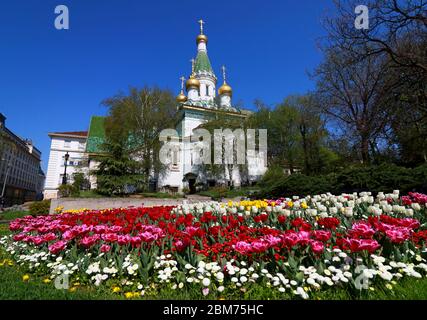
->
[[58, 184, 79, 197], [258, 164, 427, 198], [29, 200, 51, 216]]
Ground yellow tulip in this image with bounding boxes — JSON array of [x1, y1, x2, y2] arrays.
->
[[22, 274, 30, 282]]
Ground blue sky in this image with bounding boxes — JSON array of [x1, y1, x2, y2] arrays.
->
[[0, 0, 337, 171]]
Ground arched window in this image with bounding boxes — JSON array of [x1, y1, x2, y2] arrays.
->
[[172, 149, 179, 166]]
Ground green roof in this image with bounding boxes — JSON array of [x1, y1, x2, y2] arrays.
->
[[86, 116, 106, 153], [194, 51, 214, 74]]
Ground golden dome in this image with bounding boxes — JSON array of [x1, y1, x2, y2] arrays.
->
[[186, 76, 200, 89], [176, 92, 187, 103], [196, 34, 208, 44], [218, 82, 232, 96]]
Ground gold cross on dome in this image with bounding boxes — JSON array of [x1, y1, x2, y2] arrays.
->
[[221, 65, 227, 83], [179, 76, 185, 91], [190, 58, 195, 74], [198, 19, 205, 34]]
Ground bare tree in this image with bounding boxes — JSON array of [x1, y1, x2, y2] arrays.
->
[[314, 46, 394, 163], [325, 0, 427, 72]]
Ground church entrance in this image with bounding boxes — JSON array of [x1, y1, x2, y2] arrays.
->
[[188, 178, 196, 194], [184, 172, 198, 194]]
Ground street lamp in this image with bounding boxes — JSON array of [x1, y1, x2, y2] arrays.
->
[[62, 152, 70, 185]]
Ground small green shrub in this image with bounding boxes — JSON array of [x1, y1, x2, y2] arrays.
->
[[58, 184, 79, 197], [29, 200, 51, 216]]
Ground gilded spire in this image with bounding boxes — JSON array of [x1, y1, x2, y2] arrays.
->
[[221, 65, 227, 84], [198, 19, 205, 34], [196, 19, 208, 44], [218, 65, 232, 96], [179, 76, 185, 93], [190, 58, 195, 75], [176, 76, 187, 103], [186, 59, 200, 90]]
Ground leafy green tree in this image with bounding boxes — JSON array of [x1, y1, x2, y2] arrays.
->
[[94, 138, 144, 196], [102, 86, 177, 191]]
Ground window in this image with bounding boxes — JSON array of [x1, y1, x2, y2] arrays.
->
[[172, 150, 179, 166], [64, 140, 71, 148], [171, 149, 179, 171]]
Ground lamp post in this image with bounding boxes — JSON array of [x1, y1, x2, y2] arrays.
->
[[62, 152, 70, 185]]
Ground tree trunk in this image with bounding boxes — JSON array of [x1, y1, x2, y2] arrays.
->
[[361, 136, 370, 164]]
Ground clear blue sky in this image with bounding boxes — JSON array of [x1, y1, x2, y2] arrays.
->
[[0, 0, 337, 172]]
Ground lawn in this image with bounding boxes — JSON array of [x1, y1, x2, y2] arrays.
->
[[0, 211, 30, 221]]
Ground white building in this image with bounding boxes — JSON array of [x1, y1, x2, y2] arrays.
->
[[43, 131, 88, 199], [158, 20, 267, 193]]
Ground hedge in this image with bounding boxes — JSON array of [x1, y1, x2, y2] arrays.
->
[[257, 164, 427, 198]]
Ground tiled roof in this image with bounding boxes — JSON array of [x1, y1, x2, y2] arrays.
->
[[49, 131, 88, 137], [86, 116, 106, 154], [194, 51, 214, 74]]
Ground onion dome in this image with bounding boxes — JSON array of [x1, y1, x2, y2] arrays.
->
[[196, 34, 208, 44], [186, 75, 200, 90], [176, 92, 187, 103], [218, 82, 232, 96]]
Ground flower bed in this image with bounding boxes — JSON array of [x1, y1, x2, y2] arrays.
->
[[1, 191, 427, 299]]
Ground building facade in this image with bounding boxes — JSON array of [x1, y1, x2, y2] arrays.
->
[[158, 21, 267, 192], [43, 131, 88, 199], [0, 113, 45, 206], [43, 21, 267, 197]]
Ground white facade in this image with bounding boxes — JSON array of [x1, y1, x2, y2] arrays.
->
[[43, 132, 88, 199], [158, 24, 267, 193]]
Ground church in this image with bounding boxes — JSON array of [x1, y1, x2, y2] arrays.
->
[[44, 20, 267, 198]]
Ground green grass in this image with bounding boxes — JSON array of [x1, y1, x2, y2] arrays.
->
[[0, 254, 120, 300], [0, 211, 30, 221], [0, 224, 10, 236]]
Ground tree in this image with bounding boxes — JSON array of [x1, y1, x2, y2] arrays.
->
[[72, 172, 90, 192], [289, 94, 338, 175], [313, 45, 394, 164], [94, 138, 144, 196], [197, 112, 248, 188], [103, 87, 178, 190], [322, 0, 427, 165], [325, 0, 426, 73]]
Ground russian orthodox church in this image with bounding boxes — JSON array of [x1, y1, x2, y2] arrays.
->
[[157, 20, 267, 193], [44, 20, 267, 198]]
